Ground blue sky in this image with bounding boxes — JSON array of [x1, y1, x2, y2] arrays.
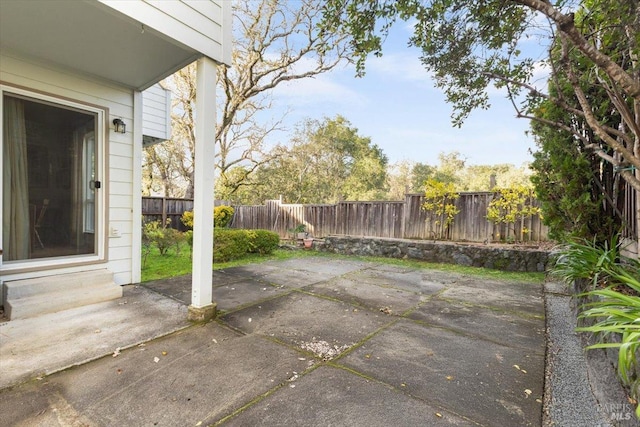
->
[[267, 21, 549, 167]]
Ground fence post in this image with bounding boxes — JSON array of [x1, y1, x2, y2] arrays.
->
[[161, 197, 167, 226], [401, 194, 410, 238]]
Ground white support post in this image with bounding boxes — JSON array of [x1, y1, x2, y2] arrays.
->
[[189, 56, 217, 321], [132, 90, 143, 284]]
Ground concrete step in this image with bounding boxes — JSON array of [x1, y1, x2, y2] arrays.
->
[[4, 270, 122, 320]]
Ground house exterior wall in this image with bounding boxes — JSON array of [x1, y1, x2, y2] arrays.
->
[[0, 52, 136, 285], [142, 84, 171, 146], [99, 0, 232, 66]]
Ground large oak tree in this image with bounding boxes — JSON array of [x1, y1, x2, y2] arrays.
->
[[143, 0, 351, 198]]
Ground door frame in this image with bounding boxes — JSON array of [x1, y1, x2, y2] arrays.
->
[[0, 84, 108, 274]]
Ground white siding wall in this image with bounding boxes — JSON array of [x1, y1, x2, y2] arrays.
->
[[0, 53, 135, 285], [142, 84, 171, 144], [100, 0, 232, 65]]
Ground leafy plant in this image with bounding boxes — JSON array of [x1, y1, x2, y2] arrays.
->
[[250, 229, 280, 254], [554, 237, 640, 418], [181, 205, 235, 230], [214, 205, 235, 228], [576, 263, 640, 419], [143, 219, 183, 256], [181, 210, 194, 229], [213, 228, 253, 262], [552, 235, 620, 291], [213, 228, 280, 261], [291, 224, 306, 233], [486, 186, 541, 243], [421, 178, 459, 240]]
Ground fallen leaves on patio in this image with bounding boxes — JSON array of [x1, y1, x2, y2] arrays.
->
[[300, 340, 351, 361], [513, 364, 527, 374]]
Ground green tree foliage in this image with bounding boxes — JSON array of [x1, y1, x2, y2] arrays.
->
[[245, 115, 388, 204], [530, 98, 622, 242], [459, 164, 533, 192], [421, 179, 460, 240], [411, 162, 436, 193], [486, 186, 541, 243], [386, 152, 532, 196], [319, 0, 640, 194], [529, 3, 628, 243], [432, 152, 466, 186], [386, 160, 414, 200]]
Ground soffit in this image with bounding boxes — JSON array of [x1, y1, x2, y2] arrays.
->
[[0, 0, 199, 90]]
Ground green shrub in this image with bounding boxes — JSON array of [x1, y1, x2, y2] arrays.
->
[[213, 228, 253, 262], [212, 228, 280, 262], [184, 230, 193, 248], [181, 210, 194, 229], [181, 205, 235, 230], [250, 229, 280, 254], [143, 219, 183, 256], [214, 205, 234, 228]]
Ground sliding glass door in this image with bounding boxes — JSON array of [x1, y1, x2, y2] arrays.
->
[[1, 89, 103, 264]]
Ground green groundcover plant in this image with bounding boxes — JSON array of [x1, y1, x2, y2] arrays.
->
[[555, 236, 640, 418]]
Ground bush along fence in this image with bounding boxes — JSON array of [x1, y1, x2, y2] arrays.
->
[[141, 197, 229, 231], [143, 192, 549, 243]]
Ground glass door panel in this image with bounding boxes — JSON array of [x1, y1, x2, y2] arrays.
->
[[2, 93, 98, 261]]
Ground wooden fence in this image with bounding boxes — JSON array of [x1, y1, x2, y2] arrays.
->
[[141, 194, 549, 243], [229, 194, 548, 243], [141, 197, 227, 231]]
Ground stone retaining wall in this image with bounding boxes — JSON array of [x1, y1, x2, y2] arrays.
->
[[319, 236, 550, 272]]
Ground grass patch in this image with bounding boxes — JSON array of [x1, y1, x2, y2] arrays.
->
[[141, 246, 320, 282], [141, 245, 544, 284], [141, 245, 193, 282]]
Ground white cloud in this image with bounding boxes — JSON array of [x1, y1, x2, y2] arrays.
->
[[368, 51, 433, 83], [273, 74, 367, 109], [530, 60, 550, 91]]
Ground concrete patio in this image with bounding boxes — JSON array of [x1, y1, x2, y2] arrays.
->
[[0, 255, 618, 426]]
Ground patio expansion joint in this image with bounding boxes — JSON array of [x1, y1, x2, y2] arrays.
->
[[216, 288, 296, 318], [434, 295, 546, 321], [139, 282, 192, 306], [206, 361, 323, 427], [327, 361, 483, 426], [403, 316, 546, 356]]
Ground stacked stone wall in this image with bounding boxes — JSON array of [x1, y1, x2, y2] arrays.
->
[[320, 236, 550, 273]]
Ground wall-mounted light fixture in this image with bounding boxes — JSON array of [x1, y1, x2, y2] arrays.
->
[[112, 118, 126, 134]]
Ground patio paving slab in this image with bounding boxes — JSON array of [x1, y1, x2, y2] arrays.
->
[[262, 256, 374, 277], [221, 292, 391, 353], [438, 279, 544, 315], [224, 365, 475, 426], [258, 268, 329, 288], [307, 275, 427, 315], [347, 267, 454, 294], [218, 264, 281, 278], [213, 279, 291, 312], [407, 298, 546, 351], [0, 322, 310, 427], [340, 319, 545, 427]]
